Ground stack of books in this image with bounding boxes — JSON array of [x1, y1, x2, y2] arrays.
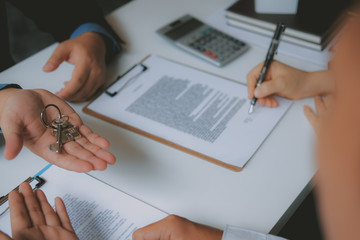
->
[[226, 0, 353, 51]]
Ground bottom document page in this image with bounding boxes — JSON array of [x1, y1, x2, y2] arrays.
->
[[0, 165, 167, 240]]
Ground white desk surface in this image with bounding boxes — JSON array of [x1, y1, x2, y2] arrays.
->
[[0, 0, 324, 234]]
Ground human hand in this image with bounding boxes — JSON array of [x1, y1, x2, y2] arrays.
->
[[247, 61, 332, 107], [0, 88, 116, 172], [133, 215, 223, 240], [247, 61, 309, 107], [43, 32, 107, 102], [303, 95, 334, 136], [0, 182, 78, 240]]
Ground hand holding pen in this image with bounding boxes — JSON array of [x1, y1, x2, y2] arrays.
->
[[248, 23, 286, 114]]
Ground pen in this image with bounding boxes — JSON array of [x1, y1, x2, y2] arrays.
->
[[248, 23, 286, 114]]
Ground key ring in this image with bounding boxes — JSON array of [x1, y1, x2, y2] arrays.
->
[[41, 104, 68, 129]]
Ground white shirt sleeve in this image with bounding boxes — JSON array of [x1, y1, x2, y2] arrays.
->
[[222, 225, 288, 240]]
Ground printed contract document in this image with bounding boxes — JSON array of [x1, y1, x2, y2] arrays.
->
[[0, 165, 167, 239], [84, 55, 292, 171]]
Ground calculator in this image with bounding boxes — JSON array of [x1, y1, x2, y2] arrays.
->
[[157, 14, 249, 67]]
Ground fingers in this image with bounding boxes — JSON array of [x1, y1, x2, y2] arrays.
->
[[19, 182, 46, 226], [304, 105, 317, 130], [8, 183, 75, 238], [0, 100, 27, 160], [247, 63, 263, 99], [79, 125, 110, 149], [56, 60, 91, 101], [247, 61, 281, 99], [77, 125, 115, 165], [74, 138, 115, 166], [56, 58, 106, 102], [70, 65, 105, 102], [257, 96, 279, 108], [8, 186, 31, 235], [254, 79, 283, 99], [38, 134, 114, 173], [55, 197, 75, 233], [61, 126, 116, 171], [133, 219, 167, 240], [323, 94, 335, 109], [41, 151, 94, 173], [43, 43, 69, 72], [45, 123, 116, 171], [63, 141, 108, 171], [46, 33, 107, 102], [247, 62, 281, 108], [35, 189, 61, 226], [314, 96, 326, 116], [59, 125, 115, 171], [304, 96, 328, 135], [133, 215, 209, 240], [269, 97, 279, 107], [2, 122, 24, 160]]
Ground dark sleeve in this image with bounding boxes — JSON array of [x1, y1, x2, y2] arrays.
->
[[8, 0, 122, 43], [0, 84, 22, 90]]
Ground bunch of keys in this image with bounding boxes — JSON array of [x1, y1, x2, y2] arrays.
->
[[41, 104, 81, 153]]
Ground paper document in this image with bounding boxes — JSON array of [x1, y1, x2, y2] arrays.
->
[[84, 55, 292, 171], [0, 165, 167, 239]]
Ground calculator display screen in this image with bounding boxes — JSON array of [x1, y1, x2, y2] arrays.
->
[[165, 18, 203, 40]]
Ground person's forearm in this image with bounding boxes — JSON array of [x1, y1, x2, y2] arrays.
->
[[302, 70, 334, 98]]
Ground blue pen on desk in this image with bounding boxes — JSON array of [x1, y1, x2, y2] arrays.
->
[[248, 23, 286, 114]]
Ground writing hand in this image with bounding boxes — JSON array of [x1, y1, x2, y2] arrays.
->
[[133, 215, 223, 240], [0, 88, 116, 172], [43, 32, 107, 102], [247, 60, 326, 107]]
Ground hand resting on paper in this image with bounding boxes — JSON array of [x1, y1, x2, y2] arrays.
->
[[0, 182, 78, 240], [133, 215, 223, 240]]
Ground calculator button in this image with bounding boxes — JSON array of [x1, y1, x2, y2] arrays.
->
[[174, 23, 248, 66], [204, 50, 212, 56], [210, 53, 218, 59]]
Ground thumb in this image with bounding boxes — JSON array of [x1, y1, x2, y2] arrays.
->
[[43, 43, 69, 72], [2, 118, 24, 160], [254, 80, 282, 98]]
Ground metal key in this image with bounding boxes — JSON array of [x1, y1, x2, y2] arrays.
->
[[53, 124, 81, 144], [49, 117, 68, 153], [41, 104, 82, 153]]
